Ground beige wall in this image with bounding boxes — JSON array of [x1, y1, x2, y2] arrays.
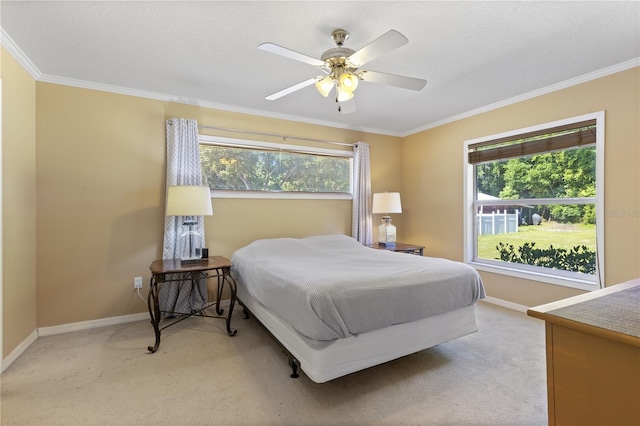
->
[[2, 48, 37, 357], [35, 83, 401, 327], [402, 67, 640, 307], [5, 42, 637, 352]]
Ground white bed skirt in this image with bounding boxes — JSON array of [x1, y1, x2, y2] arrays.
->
[[237, 284, 479, 383]]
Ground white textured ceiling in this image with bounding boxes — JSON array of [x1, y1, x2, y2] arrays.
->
[[1, 1, 639, 136]]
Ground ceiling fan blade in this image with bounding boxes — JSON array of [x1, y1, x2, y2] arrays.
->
[[259, 42, 327, 68], [347, 30, 408, 67], [265, 76, 322, 100], [359, 70, 427, 91], [338, 99, 356, 114]]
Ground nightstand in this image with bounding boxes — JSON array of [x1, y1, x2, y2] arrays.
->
[[146, 256, 237, 353], [367, 242, 424, 256]]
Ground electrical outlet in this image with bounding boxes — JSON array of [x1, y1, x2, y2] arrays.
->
[[134, 276, 143, 289]]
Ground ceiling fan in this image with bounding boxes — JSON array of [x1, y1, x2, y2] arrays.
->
[[259, 29, 427, 113]]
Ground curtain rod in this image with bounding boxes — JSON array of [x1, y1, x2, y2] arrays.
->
[[197, 124, 356, 148]]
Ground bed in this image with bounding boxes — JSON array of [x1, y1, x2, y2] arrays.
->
[[231, 234, 485, 383]]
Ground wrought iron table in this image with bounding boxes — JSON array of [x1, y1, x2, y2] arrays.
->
[[147, 256, 237, 353]]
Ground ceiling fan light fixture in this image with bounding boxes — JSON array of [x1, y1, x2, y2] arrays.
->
[[339, 72, 359, 93], [336, 86, 354, 102], [315, 75, 334, 97], [260, 28, 426, 112]]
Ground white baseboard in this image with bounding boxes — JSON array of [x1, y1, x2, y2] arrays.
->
[[3, 299, 235, 374], [2, 329, 38, 374], [2, 312, 149, 373], [37, 312, 150, 337], [38, 300, 233, 337], [480, 296, 529, 313]]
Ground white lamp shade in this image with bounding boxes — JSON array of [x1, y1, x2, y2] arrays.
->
[[166, 186, 213, 216], [336, 86, 354, 102], [315, 76, 334, 97], [372, 192, 402, 214], [339, 72, 359, 92]]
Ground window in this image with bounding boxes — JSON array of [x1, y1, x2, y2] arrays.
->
[[199, 135, 353, 199], [464, 112, 604, 290]]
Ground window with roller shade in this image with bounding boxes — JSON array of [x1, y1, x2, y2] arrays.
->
[[464, 112, 604, 290]]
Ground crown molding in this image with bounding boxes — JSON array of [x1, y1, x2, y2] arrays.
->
[[402, 57, 640, 137], [37, 73, 401, 137], [3, 23, 636, 139], [0, 23, 397, 136], [0, 27, 41, 79]]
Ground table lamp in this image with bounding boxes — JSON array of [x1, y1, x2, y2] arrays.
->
[[372, 192, 402, 247], [166, 185, 213, 263]]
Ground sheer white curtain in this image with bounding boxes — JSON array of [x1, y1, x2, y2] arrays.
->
[[352, 142, 373, 244], [159, 118, 208, 314]]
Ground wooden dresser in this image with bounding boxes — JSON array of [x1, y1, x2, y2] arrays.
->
[[527, 279, 640, 425]]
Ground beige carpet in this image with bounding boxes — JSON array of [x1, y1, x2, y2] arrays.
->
[[1, 302, 547, 425]]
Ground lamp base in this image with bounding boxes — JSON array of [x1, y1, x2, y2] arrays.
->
[[378, 216, 397, 247], [377, 242, 396, 248], [178, 222, 204, 265]]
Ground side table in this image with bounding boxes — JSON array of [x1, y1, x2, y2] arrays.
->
[[367, 242, 424, 256], [147, 256, 237, 353]]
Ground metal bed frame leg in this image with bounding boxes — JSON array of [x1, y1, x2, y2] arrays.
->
[[239, 299, 300, 379], [241, 303, 250, 319], [288, 357, 300, 379]]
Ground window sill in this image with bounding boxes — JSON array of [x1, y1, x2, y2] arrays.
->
[[210, 190, 352, 200], [468, 260, 600, 292]]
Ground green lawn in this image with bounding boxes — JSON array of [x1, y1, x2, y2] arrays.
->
[[477, 221, 596, 260]]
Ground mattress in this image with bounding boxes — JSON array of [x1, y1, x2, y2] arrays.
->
[[231, 234, 485, 341]]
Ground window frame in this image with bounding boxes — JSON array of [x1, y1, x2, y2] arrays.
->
[[199, 135, 354, 200], [463, 111, 605, 291]]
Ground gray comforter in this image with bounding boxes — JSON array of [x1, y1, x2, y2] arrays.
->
[[231, 235, 485, 341]]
